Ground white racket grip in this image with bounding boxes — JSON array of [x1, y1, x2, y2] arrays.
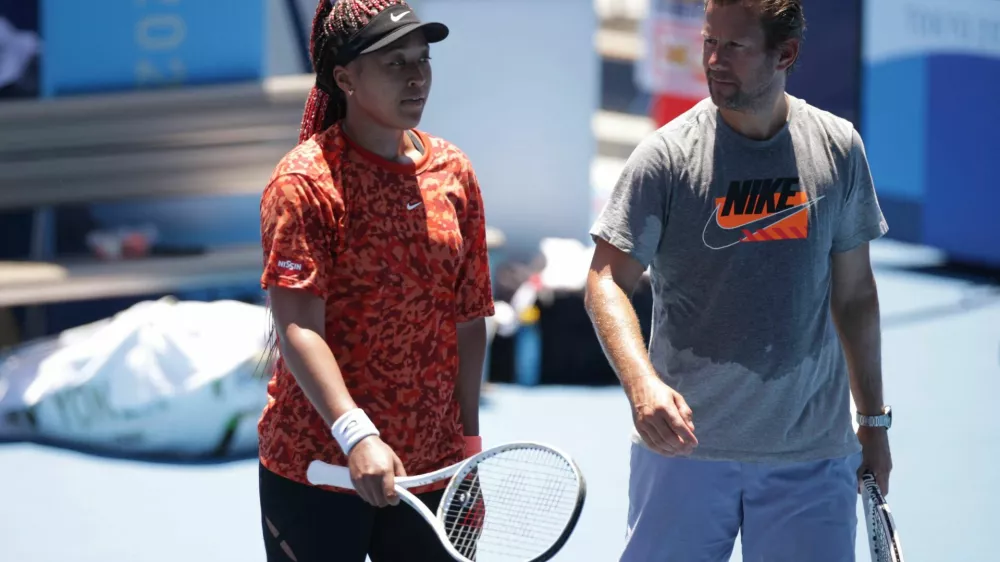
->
[[306, 459, 461, 490], [306, 460, 356, 489], [330, 408, 379, 455]]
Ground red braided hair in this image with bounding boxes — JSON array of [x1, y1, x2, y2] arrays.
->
[[298, 0, 407, 143]]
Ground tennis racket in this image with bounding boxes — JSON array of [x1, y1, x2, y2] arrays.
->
[[307, 441, 586, 562], [861, 470, 904, 562]]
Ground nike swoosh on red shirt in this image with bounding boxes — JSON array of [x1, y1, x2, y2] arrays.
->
[[701, 196, 825, 250]]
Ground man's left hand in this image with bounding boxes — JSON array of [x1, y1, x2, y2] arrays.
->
[[857, 426, 893, 495]]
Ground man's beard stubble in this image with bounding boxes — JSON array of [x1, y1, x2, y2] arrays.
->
[[707, 63, 781, 114]]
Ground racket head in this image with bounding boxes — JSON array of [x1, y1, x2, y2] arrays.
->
[[436, 442, 586, 562], [861, 471, 904, 562]]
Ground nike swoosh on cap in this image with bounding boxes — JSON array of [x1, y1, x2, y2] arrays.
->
[[701, 196, 825, 250]]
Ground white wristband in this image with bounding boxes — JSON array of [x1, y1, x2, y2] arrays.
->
[[331, 408, 380, 455]]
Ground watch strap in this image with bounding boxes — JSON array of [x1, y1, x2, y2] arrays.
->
[[856, 406, 892, 428]]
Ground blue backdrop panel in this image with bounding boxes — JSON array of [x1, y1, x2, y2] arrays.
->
[[862, 0, 1000, 267], [786, 0, 862, 127], [40, 0, 266, 97], [922, 54, 1000, 266], [862, 56, 928, 244]]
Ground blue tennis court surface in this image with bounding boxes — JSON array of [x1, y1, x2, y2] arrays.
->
[[1, 238, 997, 561]]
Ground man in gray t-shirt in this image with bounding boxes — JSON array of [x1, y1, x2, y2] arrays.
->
[[586, 1, 895, 560]]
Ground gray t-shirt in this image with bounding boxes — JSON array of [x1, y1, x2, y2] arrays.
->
[[591, 95, 888, 463]]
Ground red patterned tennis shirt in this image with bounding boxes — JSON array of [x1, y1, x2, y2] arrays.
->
[[258, 123, 495, 491]]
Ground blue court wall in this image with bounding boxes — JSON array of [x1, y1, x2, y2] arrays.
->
[[0, 2, 268, 259], [43, 0, 273, 259], [39, 0, 266, 97], [786, 0, 863, 128], [28, 0, 272, 319], [862, 0, 1000, 267]]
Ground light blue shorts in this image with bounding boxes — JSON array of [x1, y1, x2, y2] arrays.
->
[[621, 443, 862, 562]]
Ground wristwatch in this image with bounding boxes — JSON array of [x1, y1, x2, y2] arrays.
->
[[856, 406, 892, 429]]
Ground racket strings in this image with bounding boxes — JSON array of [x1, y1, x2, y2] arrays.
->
[[441, 447, 582, 561], [446, 469, 573, 556], [864, 481, 900, 562], [867, 495, 891, 558]]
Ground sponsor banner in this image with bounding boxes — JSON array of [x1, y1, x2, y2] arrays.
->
[[637, 0, 707, 99], [865, 0, 1000, 64]]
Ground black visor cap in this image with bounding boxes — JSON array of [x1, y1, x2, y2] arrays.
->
[[334, 6, 449, 66]]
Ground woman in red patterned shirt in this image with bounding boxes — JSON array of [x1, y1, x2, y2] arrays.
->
[[256, 1, 495, 560]]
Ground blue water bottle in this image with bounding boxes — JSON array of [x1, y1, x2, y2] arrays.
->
[[514, 304, 542, 386]]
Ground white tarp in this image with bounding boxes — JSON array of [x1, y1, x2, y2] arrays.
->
[[0, 297, 271, 459]]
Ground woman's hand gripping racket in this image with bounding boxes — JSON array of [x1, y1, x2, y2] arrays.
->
[[861, 470, 904, 562], [307, 441, 587, 562]]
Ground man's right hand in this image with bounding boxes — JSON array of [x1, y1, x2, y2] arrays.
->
[[627, 376, 698, 456], [347, 436, 407, 507]]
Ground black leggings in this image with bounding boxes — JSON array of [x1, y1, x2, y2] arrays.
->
[[258, 463, 453, 562]]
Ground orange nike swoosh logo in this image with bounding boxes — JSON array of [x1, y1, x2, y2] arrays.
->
[[701, 196, 824, 250]]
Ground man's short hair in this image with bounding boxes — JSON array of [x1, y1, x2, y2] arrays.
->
[[706, 0, 807, 72]]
